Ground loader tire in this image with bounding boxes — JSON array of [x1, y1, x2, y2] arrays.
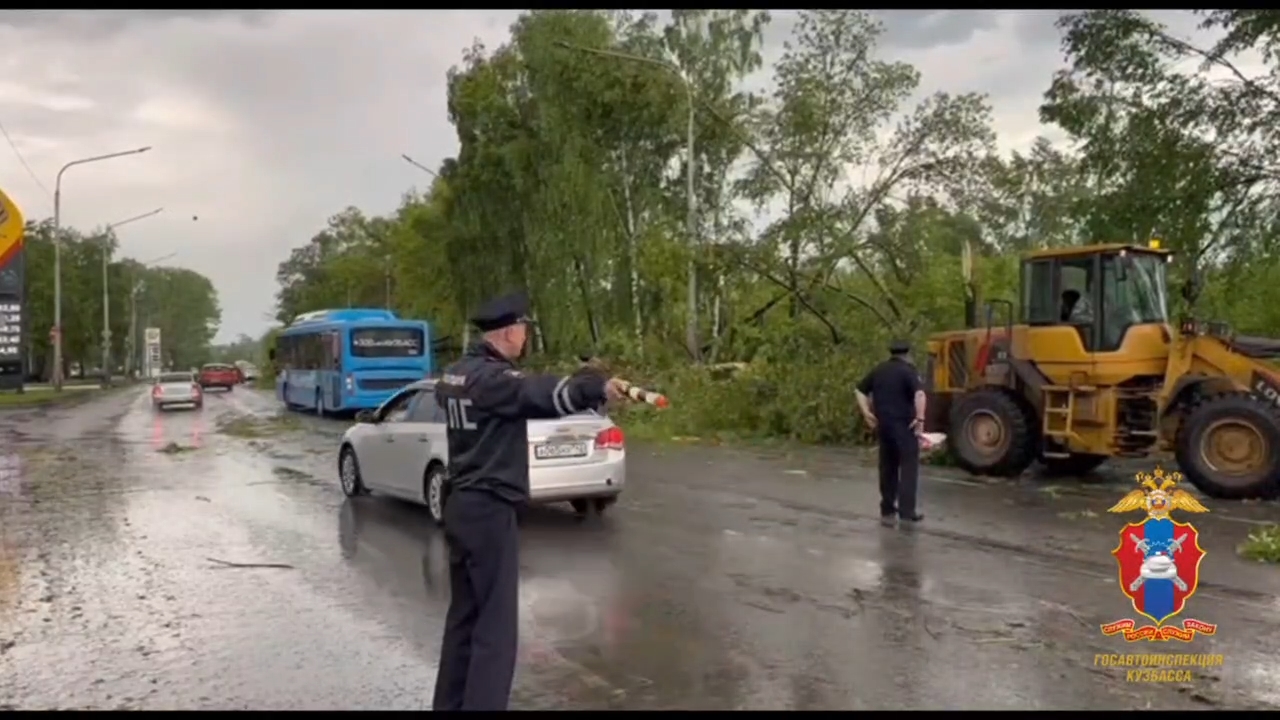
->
[[1039, 453, 1108, 477], [1176, 392, 1280, 500], [948, 388, 1036, 477]]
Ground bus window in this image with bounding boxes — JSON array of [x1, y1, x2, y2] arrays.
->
[[351, 327, 424, 358]]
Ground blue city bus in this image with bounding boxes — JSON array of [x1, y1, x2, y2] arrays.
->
[[272, 309, 433, 414]]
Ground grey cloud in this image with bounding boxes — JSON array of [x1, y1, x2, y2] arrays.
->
[[0, 10, 1085, 342], [0, 10, 273, 39], [754, 10, 1003, 71], [875, 11, 1002, 50]]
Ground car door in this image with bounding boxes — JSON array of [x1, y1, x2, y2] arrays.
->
[[359, 388, 418, 491], [379, 389, 438, 498]]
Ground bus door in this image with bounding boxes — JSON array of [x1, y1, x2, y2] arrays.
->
[[325, 331, 343, 404]]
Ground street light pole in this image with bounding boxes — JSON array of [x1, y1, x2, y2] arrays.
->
[[99, 208, 164, 387], [400, 154, 439, 179], [553, 41, 701, 361], [52, 146, 153, 391]]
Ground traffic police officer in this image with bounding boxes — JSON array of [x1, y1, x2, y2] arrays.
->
[[855, 339, 927, 526], [431, 291, 625, 711]]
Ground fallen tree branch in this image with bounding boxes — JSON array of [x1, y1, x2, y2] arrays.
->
[[206, 556, 295, 570]]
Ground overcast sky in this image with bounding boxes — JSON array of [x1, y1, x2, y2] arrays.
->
[[0, 10, 1204, 343]]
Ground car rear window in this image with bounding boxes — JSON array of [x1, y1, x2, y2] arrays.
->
[[203, 364, 233, 371], [159, 373, 193, 383]]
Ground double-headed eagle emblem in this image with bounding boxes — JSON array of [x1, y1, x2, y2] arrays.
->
[[1107, 467, 1209, 519]]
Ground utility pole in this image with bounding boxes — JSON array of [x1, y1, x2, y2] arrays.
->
[[125, 281, 141, 378], [384, 253, 392, 310], [99, 208, 163, 387]]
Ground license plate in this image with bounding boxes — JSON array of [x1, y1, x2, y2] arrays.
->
[[534, 442, 588, 460]]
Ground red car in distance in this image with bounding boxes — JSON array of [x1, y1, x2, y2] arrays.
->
[[198, 363, 243, 391]]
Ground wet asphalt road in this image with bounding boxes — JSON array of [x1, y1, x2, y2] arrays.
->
[[1, 387, 1279, 710]]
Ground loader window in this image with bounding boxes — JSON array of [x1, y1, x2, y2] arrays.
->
[[1099, 253, 1169, 351], [1022, 260, 1058, 325]]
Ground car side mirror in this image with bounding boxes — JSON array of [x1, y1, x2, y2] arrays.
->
[[355, 409, 377, 424]]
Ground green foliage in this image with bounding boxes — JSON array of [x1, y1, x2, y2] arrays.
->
[[267, 10, 1280, 445], [16, 219, 221, 379], [1237, 525, 1280, 564]]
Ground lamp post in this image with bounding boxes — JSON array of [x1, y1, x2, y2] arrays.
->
[[400, 154, 439, 179], [52, 146, 153, 391], [553, 41, 701, 361], [99, 208, 164, 387]]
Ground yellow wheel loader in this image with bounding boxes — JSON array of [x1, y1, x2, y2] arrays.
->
[[925, 242, 1280, 499]]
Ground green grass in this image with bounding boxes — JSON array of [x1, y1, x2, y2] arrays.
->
[[0, 386, 102, 407], [1237, 525, 1280, 564]]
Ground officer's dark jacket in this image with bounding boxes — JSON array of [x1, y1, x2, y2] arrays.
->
[[434, 342, 608, 505], [857, 357, 923, 425]]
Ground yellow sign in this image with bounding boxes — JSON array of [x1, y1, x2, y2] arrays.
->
[[0, 187, 24, 270]]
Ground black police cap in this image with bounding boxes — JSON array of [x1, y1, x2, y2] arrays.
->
[[470, 291, 535, 332], [889, 339, 911, 355]]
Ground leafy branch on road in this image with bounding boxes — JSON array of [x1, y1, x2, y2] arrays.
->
[[1237, 525, 1280, 563], [215, 413, 301, 439]]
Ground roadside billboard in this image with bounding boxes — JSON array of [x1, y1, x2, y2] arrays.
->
[[0, 188, 25, 391]]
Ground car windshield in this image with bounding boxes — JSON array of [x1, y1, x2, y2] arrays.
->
[[350, 327, 424, 358], [159, 373, 192, 384]]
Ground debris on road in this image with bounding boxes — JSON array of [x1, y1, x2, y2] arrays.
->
[[215, 411, 302, 439], [205, 557, 295, 570]]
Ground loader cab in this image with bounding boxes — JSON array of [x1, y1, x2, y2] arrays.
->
[[1020, 246, 1172, 354]]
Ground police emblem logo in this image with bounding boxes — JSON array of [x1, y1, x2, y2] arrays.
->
[[1100, 467, 1218, 642]]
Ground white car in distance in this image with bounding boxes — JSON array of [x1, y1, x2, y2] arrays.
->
[[337, 379, 626, 524], [151, 371, 204, 411]]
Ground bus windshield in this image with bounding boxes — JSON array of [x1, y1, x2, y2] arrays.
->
[[350, 327, 424, 358]]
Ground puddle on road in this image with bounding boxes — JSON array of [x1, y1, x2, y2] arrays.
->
[[216, 412, 302, 439]]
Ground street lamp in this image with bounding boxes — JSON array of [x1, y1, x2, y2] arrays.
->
[[553, 41, 701, 361], [99, 208, 164, 387], [52, 146, 153, 391], [400, 154, 439, 179]]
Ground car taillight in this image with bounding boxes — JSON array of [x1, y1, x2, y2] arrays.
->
[[595, 426, 624, 451], [192, 384, 202, 395], [152, 386, 162, 397]]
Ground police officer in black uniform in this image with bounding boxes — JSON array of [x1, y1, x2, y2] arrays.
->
[[855, 340, 927, 527], [431, 291, 626, 711]]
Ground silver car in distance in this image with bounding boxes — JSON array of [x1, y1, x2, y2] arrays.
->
[[151, 371, 204, 411], [337, 379, 626, 524]]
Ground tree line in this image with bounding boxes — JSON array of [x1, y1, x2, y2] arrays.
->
[[269, 9, 1280, 443], [17, 219, 221, 380]]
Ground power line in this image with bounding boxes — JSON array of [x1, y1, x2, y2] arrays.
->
[[0, 117, 52, 205]]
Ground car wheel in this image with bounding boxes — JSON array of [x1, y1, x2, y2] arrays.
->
[[194, 401, 203, 410], [571, 499, 590, 516], [425, 463, 447, 526], [339, 445, 368, 497], [593, 497, 616, 514]]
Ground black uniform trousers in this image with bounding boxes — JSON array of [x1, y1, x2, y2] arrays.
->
[[876, 422, 920, 518], [432, 488, 520, 711]]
